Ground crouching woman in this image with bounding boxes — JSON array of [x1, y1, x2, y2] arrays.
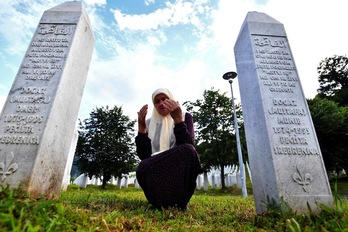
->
[[135, 88, 202, 210]]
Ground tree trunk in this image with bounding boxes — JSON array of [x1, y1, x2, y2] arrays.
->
[[203, 172, 209, 191], [220, 164, 225, 189], [101, 177, 107, 189], [117, 176, 122, 189]]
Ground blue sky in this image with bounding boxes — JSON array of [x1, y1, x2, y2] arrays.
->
[[1, 0, 348, 124]]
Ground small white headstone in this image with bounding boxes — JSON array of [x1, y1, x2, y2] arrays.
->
[[211, 174, 216, 189], [73, 173, 88, 188], [61, 128, 78, 190], [196, 174, 203, 190]]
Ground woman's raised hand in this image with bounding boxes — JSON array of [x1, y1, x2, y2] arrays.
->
[[137, 104, 148, 133], [163, 99, 183, 124]]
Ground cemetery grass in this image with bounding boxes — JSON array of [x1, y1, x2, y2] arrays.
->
[[0, 182, 348, 232]]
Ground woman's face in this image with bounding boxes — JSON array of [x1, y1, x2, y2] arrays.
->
[[154, 93, 170, 116]]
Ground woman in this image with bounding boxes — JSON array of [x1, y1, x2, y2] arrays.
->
[[135, 88, 202, 210]]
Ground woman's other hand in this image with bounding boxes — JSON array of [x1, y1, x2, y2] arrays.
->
[[163, 99, 183, 124]]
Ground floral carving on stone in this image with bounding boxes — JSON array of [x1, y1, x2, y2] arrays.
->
[[292, 164, 312, 193], [0, 152, 19, 182]]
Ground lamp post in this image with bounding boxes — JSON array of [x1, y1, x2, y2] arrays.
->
[[223, 71, 247, 198]]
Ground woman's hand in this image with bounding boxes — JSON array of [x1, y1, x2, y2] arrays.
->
[[163, 99, 183, 124], [137, 104, 148, 133]]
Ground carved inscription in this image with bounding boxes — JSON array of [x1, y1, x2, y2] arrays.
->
[[252, 35, 319, 156], [0, 24, 75, 145]]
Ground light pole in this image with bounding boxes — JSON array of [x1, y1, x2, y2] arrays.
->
[[223, 71, 247, 198]]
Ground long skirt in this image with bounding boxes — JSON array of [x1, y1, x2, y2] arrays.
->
[[136, 143, 202, 209]]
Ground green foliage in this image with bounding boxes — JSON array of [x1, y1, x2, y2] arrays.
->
[[319, 86, 348, 108], [1, 183, 348, 231], [307, 96, 348, 173], [75, 105, 137, 188], [317, 55, 348, 106], [286, 218, 301, 232], [261, 195, 291, 218], [184, 88, 248, 188], [317, 55, 348, 96]]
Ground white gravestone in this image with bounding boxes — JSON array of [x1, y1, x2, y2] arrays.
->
[[234, 12, 333, 214], [61, 128, 78, 190], [0, 1, 94, 198]]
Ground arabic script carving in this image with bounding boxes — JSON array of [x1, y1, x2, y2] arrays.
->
[[38, 25, 72, 35], [0, 152, 19, 182], [254, 37, 286, 48], [292, 164, 312, 193]]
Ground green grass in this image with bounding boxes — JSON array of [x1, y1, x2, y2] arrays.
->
[[332, 177, 348, 197], [0, 183, 348, 231]]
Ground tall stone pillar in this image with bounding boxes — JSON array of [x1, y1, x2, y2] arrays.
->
[[0, 1, 94, 198], [234, 12, 333, 214]]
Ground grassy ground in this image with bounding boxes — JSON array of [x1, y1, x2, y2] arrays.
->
[[334, 177, 348, 197], [0, 180, 347, 231]]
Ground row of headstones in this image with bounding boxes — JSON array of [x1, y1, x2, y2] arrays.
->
[[197, 163, 252, 190], [73, 173, 139, 189], [72, 163, 252, 190]]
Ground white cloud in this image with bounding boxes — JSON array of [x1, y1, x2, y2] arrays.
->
[[145, 0, 155, 6], [112, 0, 211, 31], [79, 44, 171, 119], [83, 0, 106, 6], [112, 8, 165, 30], [0, 1, 44, 55]]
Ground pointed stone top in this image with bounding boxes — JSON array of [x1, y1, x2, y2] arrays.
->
[[46, 1, 82, 12], [40, 1, 91, 26], [235, 11, 286, 39], [245, 11, 282, 24]]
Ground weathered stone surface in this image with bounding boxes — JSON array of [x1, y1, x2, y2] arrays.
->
[[0, 1, 94, 198], [234, 11, 333, 214]]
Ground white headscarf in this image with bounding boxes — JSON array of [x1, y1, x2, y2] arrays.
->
[[147, 88, 176, 155]]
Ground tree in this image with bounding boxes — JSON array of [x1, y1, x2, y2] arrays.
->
[[317, 55, 348, 106], [75, 105, 137, 189], [184, 88, 247, 188], [307, 96, 348, 175]]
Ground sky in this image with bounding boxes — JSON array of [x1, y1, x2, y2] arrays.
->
[[1, 0, 347, 126]]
